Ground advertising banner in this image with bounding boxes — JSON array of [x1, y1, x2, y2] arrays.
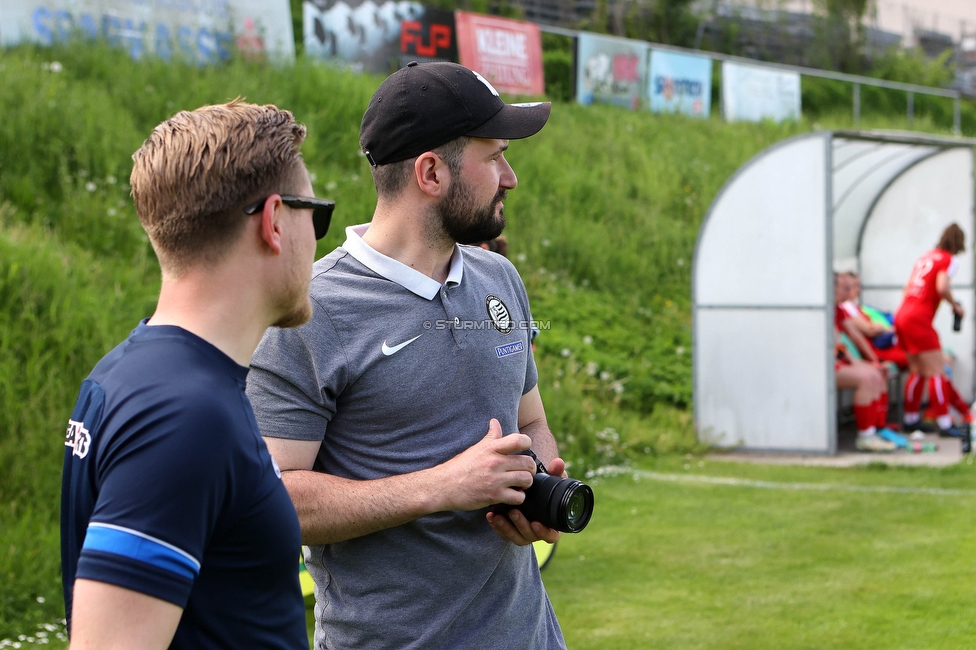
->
[[721, 61, 801, 123], [399, 6, 456, 66], [303, 0, 425, 73], [576, 33, 648, 110], [455, 11, 543, 96], [0, 0, 295, 63], [648, 49, 711, 118]]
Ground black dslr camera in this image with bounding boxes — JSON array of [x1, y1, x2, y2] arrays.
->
[[494, 450, 594, 533]]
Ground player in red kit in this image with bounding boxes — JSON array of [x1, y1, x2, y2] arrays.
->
[[894, 223, 970, 438], [834, 274, 897, 451]]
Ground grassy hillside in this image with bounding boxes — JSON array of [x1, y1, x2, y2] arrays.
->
[[0, 39, 962, 637]]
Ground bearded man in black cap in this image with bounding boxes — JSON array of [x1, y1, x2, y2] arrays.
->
[[247, 62, 567, 649]]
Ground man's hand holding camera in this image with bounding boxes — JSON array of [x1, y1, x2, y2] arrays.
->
[[486, 454, 566, 546], [434, 418, 537, 512], [433, 418, 569, 546]]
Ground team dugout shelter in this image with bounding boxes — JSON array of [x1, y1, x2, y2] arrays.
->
[[693, 130, 976, 454]]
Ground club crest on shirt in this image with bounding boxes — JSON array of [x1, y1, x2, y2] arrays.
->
[[485, 294, 513, 335], [65, 419, 91, 459]]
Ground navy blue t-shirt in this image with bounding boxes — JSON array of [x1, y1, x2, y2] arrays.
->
[[61, 322, 307, 649]]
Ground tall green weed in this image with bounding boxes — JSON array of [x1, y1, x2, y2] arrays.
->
[[0, 209, 156, 633]]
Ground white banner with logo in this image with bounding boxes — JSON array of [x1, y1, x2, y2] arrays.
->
[[575, 32, 648, 110], [303, 0, 425, 73], [648, 49, 711, 118], [0, 0, 295, 63], [721, 61, 801, 123]]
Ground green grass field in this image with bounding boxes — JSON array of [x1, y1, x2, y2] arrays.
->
[[3, 37, 976, 645], [548, 457, 976, 649], [9, 456, 976, 648]]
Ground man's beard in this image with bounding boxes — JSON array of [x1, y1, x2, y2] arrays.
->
[[272, 262, 313, 329], [273, 296, 312, 329], [436, 175, 506, 245]]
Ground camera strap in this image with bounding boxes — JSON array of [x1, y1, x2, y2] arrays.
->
[[523, 449, 548, 475]]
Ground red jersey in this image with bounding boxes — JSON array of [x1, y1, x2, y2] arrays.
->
[[839, 300, 865, 322], [834, 305, 848, 332], [900, 248, 957, 321]]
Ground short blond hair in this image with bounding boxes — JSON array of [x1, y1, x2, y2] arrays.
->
[[131, 100, 308, 273]]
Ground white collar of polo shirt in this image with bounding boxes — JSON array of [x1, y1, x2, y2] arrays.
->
[[341, 224, 464, 300]]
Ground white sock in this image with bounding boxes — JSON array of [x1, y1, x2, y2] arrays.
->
[[904, 412, 920, 424], [858, 427, 877, 438], [937, 415, 953, 430]]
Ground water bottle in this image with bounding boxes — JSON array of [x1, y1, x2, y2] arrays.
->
[[962, 424, 972, 454], [954, 311, 963, 332]]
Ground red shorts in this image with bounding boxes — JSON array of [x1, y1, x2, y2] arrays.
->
[[894, 309, 940, 355], [874, 345, 908, 369]]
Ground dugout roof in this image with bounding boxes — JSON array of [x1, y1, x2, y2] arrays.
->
[[693, 130, 976, 453]]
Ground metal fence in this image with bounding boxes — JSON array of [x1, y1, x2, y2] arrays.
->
[[538, 23, 963, 134]]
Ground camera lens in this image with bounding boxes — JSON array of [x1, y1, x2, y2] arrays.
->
[[565, 487, 589, 528], [557, 481, 594, 533], [518, 473, 594, 533], [492, 455, 595, 534]]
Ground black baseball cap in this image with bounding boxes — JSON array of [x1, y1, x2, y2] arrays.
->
[[360, 61, 551, 167]]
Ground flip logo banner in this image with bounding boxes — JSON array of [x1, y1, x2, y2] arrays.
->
[[400, 6, 457, 64]]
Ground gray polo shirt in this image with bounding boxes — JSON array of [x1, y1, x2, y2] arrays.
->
[[247, 225, 565, 650]]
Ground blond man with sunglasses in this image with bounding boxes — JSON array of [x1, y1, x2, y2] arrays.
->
[[61, 100, 332, 649]]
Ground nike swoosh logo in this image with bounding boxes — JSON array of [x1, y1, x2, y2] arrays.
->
[[381, 334, 423, 356]]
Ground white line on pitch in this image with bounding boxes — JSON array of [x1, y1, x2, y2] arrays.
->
[[629, 470, 976, 497]]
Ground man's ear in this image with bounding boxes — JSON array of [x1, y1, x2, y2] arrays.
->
[[414, 152, 449, 199], [259, 194, 284, 255]]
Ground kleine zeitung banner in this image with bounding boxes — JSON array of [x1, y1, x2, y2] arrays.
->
[[455, 11, 544, 96]]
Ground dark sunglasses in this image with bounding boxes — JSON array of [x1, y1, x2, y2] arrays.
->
[[243, 195, 335, 240]]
